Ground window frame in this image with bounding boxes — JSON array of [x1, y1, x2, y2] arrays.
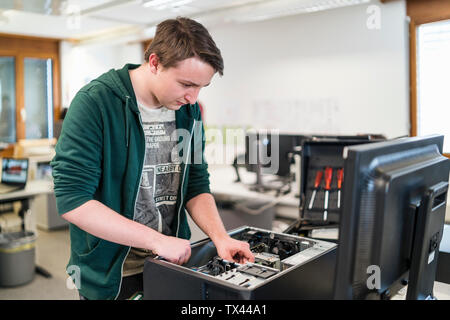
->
[[407, 0, 450, 157], [0, 33, 61, 142]]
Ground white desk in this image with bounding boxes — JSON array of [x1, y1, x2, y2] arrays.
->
[[0, 180, 53, 202], [0, 180, 53, 225], [0, 180, 54, 229], [208, 165, 300, 220]]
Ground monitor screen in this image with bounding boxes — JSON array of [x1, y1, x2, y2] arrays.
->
[[334, 135, 450, 300], [1, 158, 28, 184]]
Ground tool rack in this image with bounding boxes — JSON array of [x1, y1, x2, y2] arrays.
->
[[285, 135, 384, 239]]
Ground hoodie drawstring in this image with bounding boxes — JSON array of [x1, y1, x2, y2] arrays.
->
[[124, 96, 130, 148]]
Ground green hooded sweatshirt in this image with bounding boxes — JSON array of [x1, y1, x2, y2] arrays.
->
[[50, 63, 211, 300]]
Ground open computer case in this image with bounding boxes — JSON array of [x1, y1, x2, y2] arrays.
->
[[143, 226, 336, 300]]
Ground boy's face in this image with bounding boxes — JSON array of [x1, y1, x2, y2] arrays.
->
[[149, 55, 215, 110]]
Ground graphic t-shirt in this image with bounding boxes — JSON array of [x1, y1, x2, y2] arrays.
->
[[123, 102, 181, 276]]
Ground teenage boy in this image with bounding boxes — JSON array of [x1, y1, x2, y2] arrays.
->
[[51, 17, 254, 300]]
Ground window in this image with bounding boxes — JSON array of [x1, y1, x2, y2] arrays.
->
[[0, 57, 16, 143], [0, 35, 60, 144], [407, 0, 450, 156], [416, 19, 450, 153], [24, 58, 54, 139]]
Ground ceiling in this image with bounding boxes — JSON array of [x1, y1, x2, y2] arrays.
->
[[0, 0, 371, 44]]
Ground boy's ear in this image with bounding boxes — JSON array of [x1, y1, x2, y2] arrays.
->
[[148, 53, 160, 73]]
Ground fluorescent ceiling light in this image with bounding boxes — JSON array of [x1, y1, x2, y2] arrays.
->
[[142, 0, 193, 10], [142, 0, 174, 8], [234, 0, 371, 23], [171, 0, 194, 8]]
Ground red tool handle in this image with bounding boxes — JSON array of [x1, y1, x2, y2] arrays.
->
[[324, 167, 333, 190], [337, 168, 344, 189], [314, 170, 323, 188]]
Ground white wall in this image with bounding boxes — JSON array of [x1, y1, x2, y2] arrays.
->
[[60, 40, 143, 109], [200, 0, 410, 139], [60, 1, 409, 137]]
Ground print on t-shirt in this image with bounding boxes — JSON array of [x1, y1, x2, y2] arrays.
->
[[134, 106, 181, 236]]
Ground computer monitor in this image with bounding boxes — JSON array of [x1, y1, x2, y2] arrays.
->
[[334, 135, 450, 300], [245, 132, 307, 177], [277, 134, 306, 177]]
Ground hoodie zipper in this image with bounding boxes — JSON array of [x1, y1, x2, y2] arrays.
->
[[115, 99, 146, 300], [176, 119, 196, 237]]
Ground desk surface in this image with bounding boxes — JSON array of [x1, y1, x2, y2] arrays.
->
[[208, 165, 299, 208], [0, 180, 53, 202]]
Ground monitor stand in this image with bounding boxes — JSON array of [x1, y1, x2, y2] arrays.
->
[[406, 181, 448, 300]]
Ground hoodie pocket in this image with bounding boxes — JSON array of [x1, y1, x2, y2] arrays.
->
[[78, 238, 104, 258]]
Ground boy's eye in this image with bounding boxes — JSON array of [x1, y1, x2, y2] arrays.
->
[[181, 83, 191, 87]]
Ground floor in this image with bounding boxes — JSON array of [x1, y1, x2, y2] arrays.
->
[[0, 226, 449, 300]]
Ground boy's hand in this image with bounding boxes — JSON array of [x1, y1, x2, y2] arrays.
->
[[214, 236, 255, 264]]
